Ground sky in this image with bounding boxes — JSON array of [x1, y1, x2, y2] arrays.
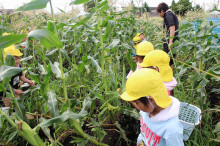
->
[[0, 0, 219, 13]]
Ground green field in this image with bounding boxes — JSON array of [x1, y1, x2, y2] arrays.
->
[[0, 0, 219, 145]]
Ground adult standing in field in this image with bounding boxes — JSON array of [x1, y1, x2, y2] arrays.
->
[[156, 2, 179, 70]]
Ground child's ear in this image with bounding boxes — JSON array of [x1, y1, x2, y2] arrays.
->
[[149, 97, 155, 104]]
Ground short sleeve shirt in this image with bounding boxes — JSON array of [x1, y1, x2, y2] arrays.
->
[[9, 64, 22, 89], [163, 11, 179, 42]]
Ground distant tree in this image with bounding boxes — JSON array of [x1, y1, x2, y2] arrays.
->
[[193, 4, 203, 11], [84, 0, 95, 12], [84, 0, 102, 12], [142, 2, 150, 12], [170, 0, 177, 12], [131, 0, 136, 11], [173, 0, 192, 16]]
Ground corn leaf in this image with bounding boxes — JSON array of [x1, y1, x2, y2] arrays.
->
[[0, 66, 24, 78], [47, 91, 59, 117], [28, 29, 63, 49], [50, 62, 61, 78], [87, 56, 102, 74], [106, 39, 120, 49], [0, 34, 26, 50], [16, 0, 49, 12], [69, 0, 90, 5]]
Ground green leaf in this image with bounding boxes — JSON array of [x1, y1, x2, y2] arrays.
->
[[16, 0, 49, 12], [39, 110, 87, 127], [47, 91, 59, 117], [5, 54, 15, 66], [28, 29, 63, 49], [115, 121, 129, 143], [0, 83, 6, 92], [0, 66, 24, 78], [0, 34, 26, 50], [47, 20, 55, 34], [15, 97, 27, 121], [20, 56, 33, 62], [106, 39, 120, 49], [61, 110, 87, 121], [50, 62, 61, 78], [38, 63, 47, 75], [120, 108, 140, 120], [39, 117, 62, 127], [29, 72, 40, 84], [69, 0, 90, 5], [80, 96, 92, 113], [89, 89, 105, 103], [74, 9, 95, 27], [87, 56, 102, 74], [7, 130, 18, 144], [213, 122, 220, 133], [97, 0, 109, 12], [126, 49, 137, 72], [122, 43, 133, 50], [103, 20, 114, 41]]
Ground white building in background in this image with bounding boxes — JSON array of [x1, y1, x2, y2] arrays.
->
[[209, 10, 220, 18]]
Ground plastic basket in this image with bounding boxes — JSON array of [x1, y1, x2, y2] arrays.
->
[[178, 102, 201, 141]]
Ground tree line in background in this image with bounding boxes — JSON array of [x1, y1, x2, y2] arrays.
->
[[83, 0, 220, 16], [170, 0, 202, 16]]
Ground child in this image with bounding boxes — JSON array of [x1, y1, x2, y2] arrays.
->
[[139, 50, 177, 96], [2, 42, 34, 105], [127, 41, 154, 111], [135, 33, 147, 41], [127, 41, 154, 79], [121, 69, 184, 146], [133, 36, 142, 50]]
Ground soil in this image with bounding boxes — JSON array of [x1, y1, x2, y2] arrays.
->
[[61, 114, 139, 146]]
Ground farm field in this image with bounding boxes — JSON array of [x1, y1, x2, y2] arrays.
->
[[0, 0, 219, 145]]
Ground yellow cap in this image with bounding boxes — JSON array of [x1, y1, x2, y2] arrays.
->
[[132, 36, 141, 44], [3, 33, 23, 59], [136, 41, 154, 56], [139, 50, 173, 82], [3, 33, 10, 36], [135, 33, 141, 37], [120, 68, 172, 108]]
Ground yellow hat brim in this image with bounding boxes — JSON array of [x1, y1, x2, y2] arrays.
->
[[120, 91, 141, 101], [139, 62, 148, 67]]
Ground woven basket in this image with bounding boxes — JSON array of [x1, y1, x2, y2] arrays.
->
[[178, 102, 201, 141]]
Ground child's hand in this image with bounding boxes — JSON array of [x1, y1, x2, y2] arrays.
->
[[28, 80, 34, 86], [14, 89, 23, 95]]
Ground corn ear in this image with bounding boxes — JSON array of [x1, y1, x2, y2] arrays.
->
[[18, 121, 45, 146]]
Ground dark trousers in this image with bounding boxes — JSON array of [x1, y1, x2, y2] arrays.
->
[[163, 42, 176, 66]]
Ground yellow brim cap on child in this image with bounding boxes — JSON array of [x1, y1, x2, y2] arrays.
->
[[136, 41, 154, 56], [139, 50, 173, 82], [4, 47, 23, 59], [135, 33, 141, 37], [120, 68, 172, 108], [132, 36, 141, 44]]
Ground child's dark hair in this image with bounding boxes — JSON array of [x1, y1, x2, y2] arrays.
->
[[136, 55, 145, 60], [156, 2, 169, 13], [137, 97, 149, 106]]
